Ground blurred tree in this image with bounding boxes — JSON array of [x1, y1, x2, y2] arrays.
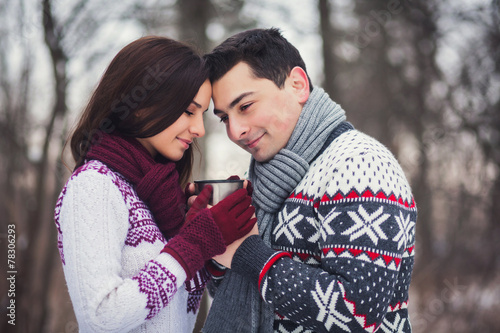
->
[[319, 0, 500, 331], [0, 2, 35, 330], [0, 0, 153, 331], [440, 3, 500, 328], [2, 0, 497, 332], [14, 1, 93, 331], [177, 0, 212, 52], [320, 0, 442, 269], [318, 0, 339, 99], [0, 1, 255, 332], [451, 0, 500, 274]]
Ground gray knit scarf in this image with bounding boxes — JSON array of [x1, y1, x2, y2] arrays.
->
[[203, 88, 346, 333]]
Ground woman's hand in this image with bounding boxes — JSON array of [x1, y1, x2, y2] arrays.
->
[[185, 185, 213, 223], [185, 183, 198, 211]]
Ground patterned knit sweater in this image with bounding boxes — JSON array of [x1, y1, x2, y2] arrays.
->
[[226, 129, 417, 332], [54, 160, 207, 332]]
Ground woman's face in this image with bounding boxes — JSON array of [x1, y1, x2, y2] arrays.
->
[[137, 79, 211, 161]]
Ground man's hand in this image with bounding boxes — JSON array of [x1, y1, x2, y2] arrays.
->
[[212, 223, 259, 268]]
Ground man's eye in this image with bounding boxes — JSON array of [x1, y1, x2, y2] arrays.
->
[[241, 103, 252, 111], [219, 115, 228, 123]]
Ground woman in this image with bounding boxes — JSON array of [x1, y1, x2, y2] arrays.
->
[[54, 36, 256, 332]]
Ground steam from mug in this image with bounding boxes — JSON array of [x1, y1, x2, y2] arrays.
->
[[194, 179, 244, 205]]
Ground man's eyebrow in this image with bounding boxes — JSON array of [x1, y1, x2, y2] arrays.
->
[[214, 91, 254, 115], [229, 92, 254, 109]]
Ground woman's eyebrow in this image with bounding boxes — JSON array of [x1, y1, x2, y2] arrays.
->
[[191, 100, 202, 108]]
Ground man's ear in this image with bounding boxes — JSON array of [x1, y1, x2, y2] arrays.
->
[[289, 66, 310, 104]]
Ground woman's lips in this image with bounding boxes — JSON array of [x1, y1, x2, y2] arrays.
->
[[178, 138, 192, 149]]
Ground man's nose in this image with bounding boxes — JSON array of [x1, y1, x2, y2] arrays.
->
[[228, 117, 248, 141]]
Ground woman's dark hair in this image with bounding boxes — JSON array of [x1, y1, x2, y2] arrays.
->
[[68, 36, 208, 185], [204, 27, 313, 91]]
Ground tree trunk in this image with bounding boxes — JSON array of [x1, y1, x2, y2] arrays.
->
[[318, 0, 337, 98], [177, 0, 213, 181], [16, 0, 69, 331]]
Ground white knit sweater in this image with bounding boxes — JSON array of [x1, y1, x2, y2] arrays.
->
[[54, 160, 203, 332]]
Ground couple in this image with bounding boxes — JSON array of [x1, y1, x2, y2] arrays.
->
[[55, 28, 417, 333]]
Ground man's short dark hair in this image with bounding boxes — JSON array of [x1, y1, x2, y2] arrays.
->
[[204, 28, 313, 91]]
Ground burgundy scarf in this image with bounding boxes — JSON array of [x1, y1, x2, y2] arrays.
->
[[86, 132, 186, 238]]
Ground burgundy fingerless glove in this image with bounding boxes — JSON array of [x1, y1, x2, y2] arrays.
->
[[210, 188, 257, 245], [162, 186, 226, 280]]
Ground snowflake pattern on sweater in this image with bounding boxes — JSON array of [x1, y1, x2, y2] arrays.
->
[[54, 160, 206, 332], [260, 130, 416, 332]]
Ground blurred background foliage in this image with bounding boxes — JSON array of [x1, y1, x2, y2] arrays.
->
[[0, 0, 499, 332]]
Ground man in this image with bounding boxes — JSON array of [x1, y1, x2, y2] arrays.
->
[[203, 28, 417, 333]]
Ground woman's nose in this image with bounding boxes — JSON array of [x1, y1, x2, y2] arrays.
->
[[190, 114, 206, 138]]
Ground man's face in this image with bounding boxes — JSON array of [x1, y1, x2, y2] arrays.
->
[[212, 62, 303, 162]]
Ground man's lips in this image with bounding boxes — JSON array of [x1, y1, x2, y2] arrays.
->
[[246, 134, 264, 149]]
